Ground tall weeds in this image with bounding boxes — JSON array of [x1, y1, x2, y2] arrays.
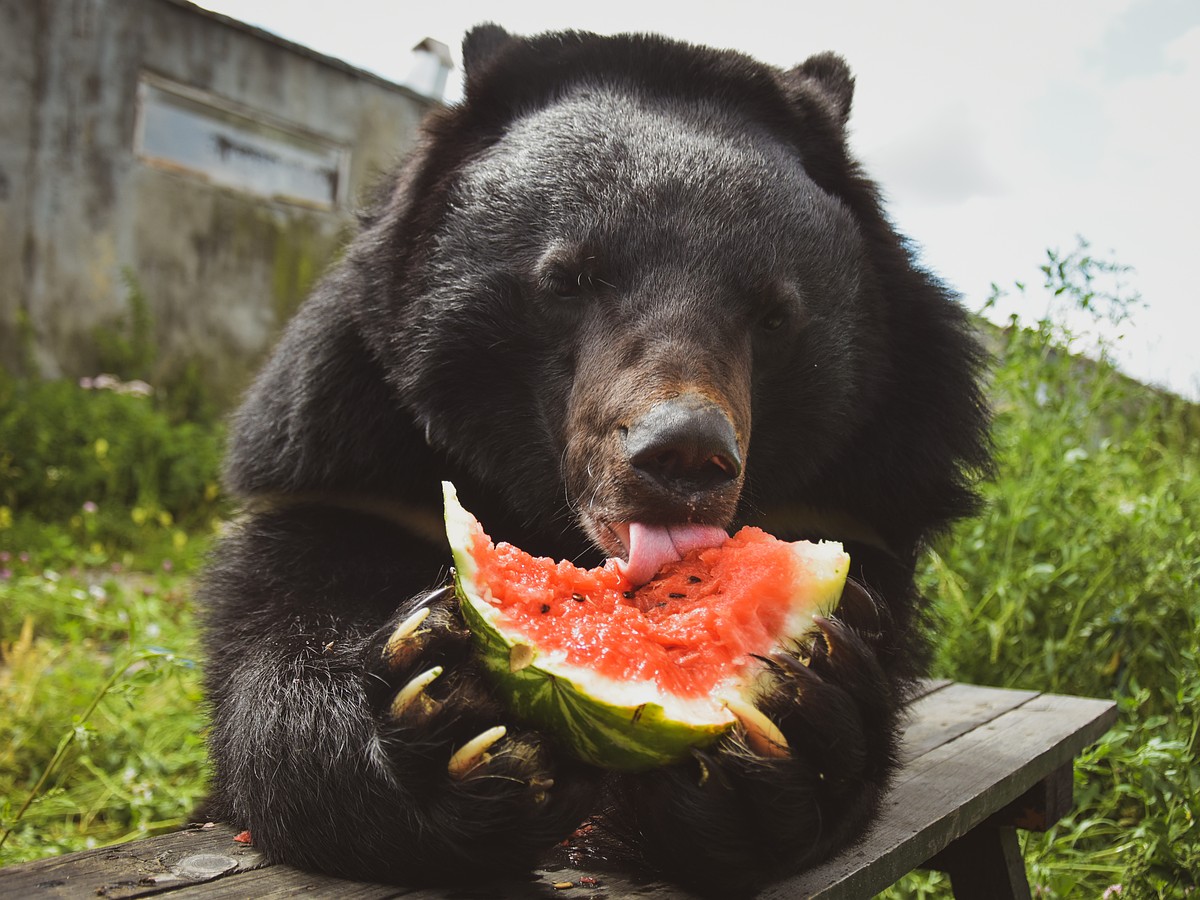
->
[[901, 240, 1200, 897]]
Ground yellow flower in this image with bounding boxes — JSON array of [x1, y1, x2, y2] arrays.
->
[[94, 438, 109, 460]]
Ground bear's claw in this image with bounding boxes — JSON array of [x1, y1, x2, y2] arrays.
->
[[389, 665, 444, 721], [384, 606, 432, 659], [723, 696, 789, 758], [448, 725, 508, 779], [376, 587, 469, 679]]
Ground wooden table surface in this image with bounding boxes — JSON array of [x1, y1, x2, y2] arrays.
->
[[0, 681, 1117, 899]]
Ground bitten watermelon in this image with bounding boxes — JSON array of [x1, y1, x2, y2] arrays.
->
[[443, 482, 849, 771]]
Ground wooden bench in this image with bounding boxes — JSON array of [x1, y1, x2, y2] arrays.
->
[[0, 681, 1116, 899]]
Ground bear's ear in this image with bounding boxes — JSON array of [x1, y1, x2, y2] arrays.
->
[[462, 23, 518, 80], [786, 52, 855, 126]]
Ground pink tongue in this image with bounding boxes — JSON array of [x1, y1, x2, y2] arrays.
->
[[617, 522, 729, 587]]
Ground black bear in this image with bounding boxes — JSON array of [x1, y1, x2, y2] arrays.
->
[[199, 24, 991, 894]]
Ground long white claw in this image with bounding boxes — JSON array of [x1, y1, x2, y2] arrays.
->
[[448, 725, 507, 779], [724, 697, 790, 759], [384, 607, 432, 659], [389, 665, 442, 719]]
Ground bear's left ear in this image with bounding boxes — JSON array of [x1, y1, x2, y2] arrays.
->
[[785, 52, 855, 127], [462, 23, 519, 80]]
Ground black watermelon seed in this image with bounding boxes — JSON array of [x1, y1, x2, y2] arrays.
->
[[688, 575, 702, 584], [540, 604, 551, 614], [572, 593, 586, 602], [623, 591, 634, 599], [668, 592, 686, 599]]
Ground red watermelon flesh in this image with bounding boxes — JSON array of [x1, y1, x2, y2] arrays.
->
[[471, 521, 834, 699]]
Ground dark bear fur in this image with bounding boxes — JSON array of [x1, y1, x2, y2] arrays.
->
[[199, 25, 991, 895]]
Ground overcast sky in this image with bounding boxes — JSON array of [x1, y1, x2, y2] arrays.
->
[[198, 0, 1200, 400]]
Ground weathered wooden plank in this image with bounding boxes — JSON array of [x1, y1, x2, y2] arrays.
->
[[900, 682, 1040, 762], [0, 823, 265, 898], [150, 863, 412, 899], [759, 691, 1117, 899], [156, 848, 690, 900]]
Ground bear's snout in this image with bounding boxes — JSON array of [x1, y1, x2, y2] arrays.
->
[[625, 394, 742, 497]]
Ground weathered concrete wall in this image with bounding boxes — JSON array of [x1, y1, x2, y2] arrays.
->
[[0, 0, 436, 404]]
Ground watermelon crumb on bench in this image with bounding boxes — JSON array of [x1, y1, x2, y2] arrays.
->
[[442, 481, 850, 771]]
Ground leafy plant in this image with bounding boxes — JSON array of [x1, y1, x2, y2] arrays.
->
[[0, 555, 206, 864], [885, 240, 1199, 898], [0, 372, 225, 555], [0, 368, 221, 862]]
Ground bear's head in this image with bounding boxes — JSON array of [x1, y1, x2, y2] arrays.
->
[[233, 26, 989, 572]]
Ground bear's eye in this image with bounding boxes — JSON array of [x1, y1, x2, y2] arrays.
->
[[543, 265, 586, 299], [759, 307, 787, 332]]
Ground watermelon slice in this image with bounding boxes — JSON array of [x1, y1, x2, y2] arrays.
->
[[443, 482, 849, 771]]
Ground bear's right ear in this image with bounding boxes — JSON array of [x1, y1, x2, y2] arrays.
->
[[785, 52, 855, 127], [462, 23, 518, 81]]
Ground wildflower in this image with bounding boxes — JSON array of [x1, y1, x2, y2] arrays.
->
[[79, 376, 94, 389], [82, 501, 99, 514], [1103, 887, 1123, 899], [0, 551, 9, 562], [0, 568, 11, 580], [162, 558, 174, 572]]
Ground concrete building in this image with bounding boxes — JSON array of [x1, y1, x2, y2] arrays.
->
[[0, 0, 444, 404]]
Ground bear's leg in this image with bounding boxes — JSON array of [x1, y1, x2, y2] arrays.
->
[[200, 506, 596, 884]]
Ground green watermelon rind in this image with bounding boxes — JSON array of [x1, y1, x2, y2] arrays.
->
[[442, 481, 849, 772]]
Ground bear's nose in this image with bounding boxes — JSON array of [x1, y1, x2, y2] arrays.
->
[[625, 395, 742, 495]]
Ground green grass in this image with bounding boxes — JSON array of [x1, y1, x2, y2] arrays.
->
[[1, 243, 1197, 895], [0, 374, 218, 865], [885, 244, 1200, 899], [0, 536, 210, 864]]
